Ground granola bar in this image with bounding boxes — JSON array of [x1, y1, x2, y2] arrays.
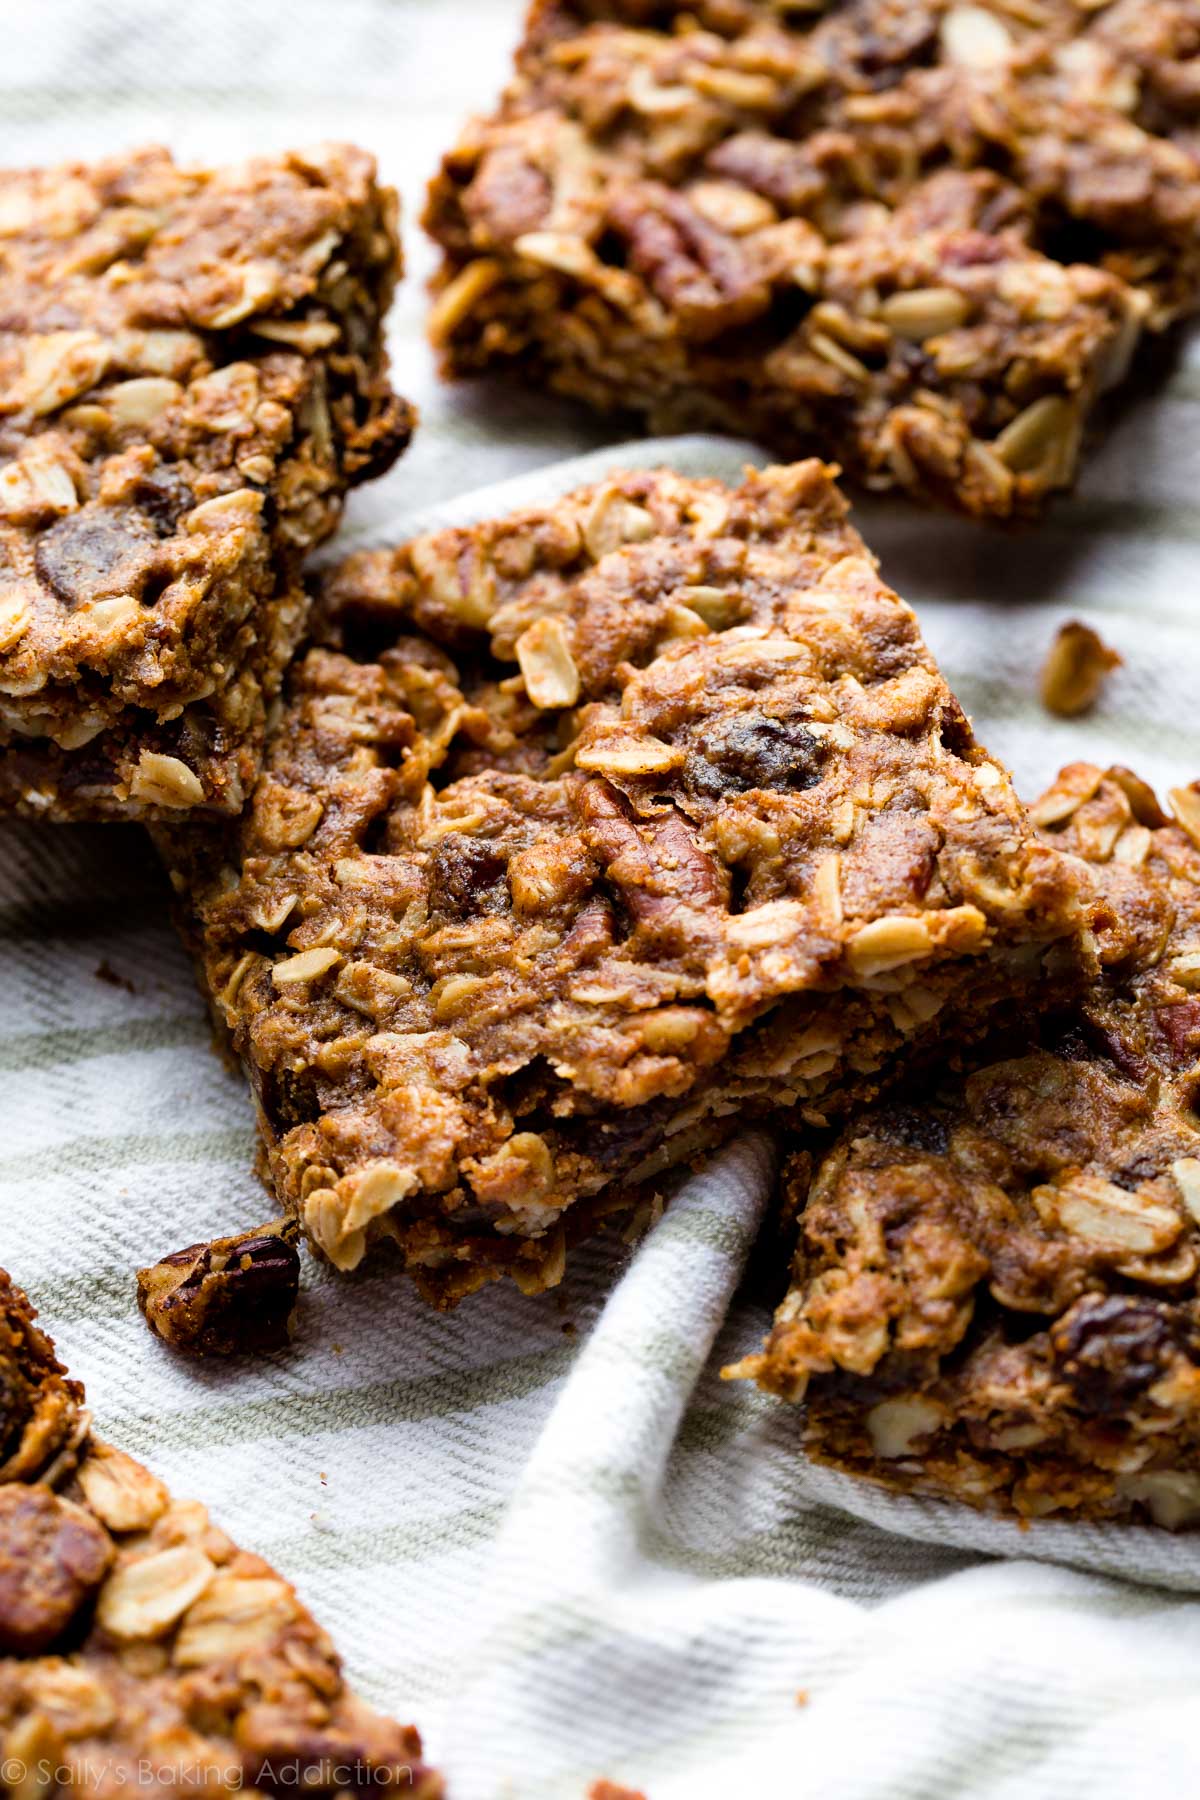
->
[[0, 1268, 440, 1795], [426, 0, 1200, 516], [159, 460, 1092, 1307], [0, 144, 412, 821], [741, 764, 1200, 1528]]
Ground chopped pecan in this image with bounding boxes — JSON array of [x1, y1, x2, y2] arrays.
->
[[705, 130, 827, 215], [0, 1486, 112, 1654], [606, 181, 771, 339], [576, 780, 729, 939]]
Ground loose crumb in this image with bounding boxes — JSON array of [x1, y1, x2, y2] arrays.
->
[[94, 959, 135, 994], [1040, 621, 1122, 717]]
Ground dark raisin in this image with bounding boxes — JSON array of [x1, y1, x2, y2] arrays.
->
[[132, 465, 195, 532], [683, 715, 824, 798], [256, 1063, 324, 1133], [427, 834, 509, 914], [1050, 1294, 1197, 1413], [0, 1361, 30, 1467], [937, 694, 975, 759], [872, 1106, 952, 1157]]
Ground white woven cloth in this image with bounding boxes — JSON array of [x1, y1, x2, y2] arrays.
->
[[4, 5, 1200, 1797]]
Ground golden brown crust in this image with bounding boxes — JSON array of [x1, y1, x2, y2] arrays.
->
[[0, 143, 412, 820], [745, 765, 1200, 1528], [158, 460, 1091, 1307], [0, 1270, 440, 1797], [424, 0, 1200, 516]]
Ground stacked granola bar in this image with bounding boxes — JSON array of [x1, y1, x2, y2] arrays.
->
[[0, 1269, 441, 1795], [737, 765, 1200, 1526], [157, 461, 1093, 1306], [427, 0, 1200, 515], [0, 145, 411, 820]]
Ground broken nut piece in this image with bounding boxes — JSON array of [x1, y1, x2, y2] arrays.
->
[[1040, 621, 1122, 717], [0, 1486, 113, 1654], [136, 1221, 301, 1358]]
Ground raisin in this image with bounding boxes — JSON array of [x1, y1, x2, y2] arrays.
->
[[428, 834, 510, 914], [872, 1106, 952, 1157], [0, 1360, 31, 1466], [1050, 1294, 1198, 1413], [683, 715, 824, 798]]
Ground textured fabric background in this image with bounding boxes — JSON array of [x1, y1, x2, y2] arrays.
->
[[3, 5, 1200, 1797]]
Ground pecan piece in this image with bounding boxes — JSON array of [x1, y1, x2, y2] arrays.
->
[[0, 1485, 112, 1654], [1040, 621, 1123, 717], [705, 130, 827, 216], [606, 181, 770, 341], [576, 780, 729, 942], [137, 1221, 301, 1358], [463, 142, 553, 245]]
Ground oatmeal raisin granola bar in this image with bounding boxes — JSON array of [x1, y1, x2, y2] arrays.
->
[[0, 144, 412, 820], [740, 764, 1200, 1528], [159, 460, 1091, 1307], [0, 1268, 440, 1795], [427, 0, 1200, 516]]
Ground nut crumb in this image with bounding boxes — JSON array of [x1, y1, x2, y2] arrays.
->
[[1040, 621, 1122, 717]]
